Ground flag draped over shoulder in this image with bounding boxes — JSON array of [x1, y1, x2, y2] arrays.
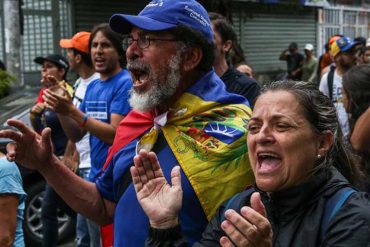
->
[[100, 71, 255, 246], [102, 110, 155, 171], [164, 94, 253, 219], [103, 71, 254, 246], [136, 72, 255, 219]]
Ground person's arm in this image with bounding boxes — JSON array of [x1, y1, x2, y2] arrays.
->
[[0, 120, 116, 225], [63, 140, 79, 172], [43, 88, 124, 145], [320, 65, 330, 80], [308, 60, 319, 83], [319, 73, 329, 96], [0, 194, 18, 247], [350, 107, 370, 152], [29, 103, 45, 133], [145, 200, 226, 247], [290, 55, 304, 78], [279, 49, 289, 61]]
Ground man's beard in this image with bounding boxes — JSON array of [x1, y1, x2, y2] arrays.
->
[[128, 52, 182, 112]]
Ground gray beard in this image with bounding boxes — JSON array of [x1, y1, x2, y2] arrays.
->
[[129, 53, 182, 112]]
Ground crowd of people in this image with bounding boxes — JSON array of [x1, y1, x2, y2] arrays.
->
[[0, 0, 369, 246]]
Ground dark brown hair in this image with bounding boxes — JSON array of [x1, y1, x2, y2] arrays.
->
[[89, 23, 126, 68]]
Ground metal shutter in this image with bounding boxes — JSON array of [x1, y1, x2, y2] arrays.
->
[[232, 3, 317, 76], [72, 0, 148, 32]]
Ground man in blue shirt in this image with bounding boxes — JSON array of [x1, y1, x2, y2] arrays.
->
[[43, 24, 132, 181]]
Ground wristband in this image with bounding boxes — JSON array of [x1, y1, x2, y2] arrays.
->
[[81, 113, 89, 128]]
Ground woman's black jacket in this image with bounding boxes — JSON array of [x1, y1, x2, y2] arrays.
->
[[146, 167, 370, 247]]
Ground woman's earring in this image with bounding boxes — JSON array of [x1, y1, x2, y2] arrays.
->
[[317, 154, 322, 159]]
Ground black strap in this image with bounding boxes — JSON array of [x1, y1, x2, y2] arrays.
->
[[327, 65, 336, 101]]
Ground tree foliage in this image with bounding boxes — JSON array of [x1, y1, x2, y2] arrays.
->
[[0, 70, 16, 99]]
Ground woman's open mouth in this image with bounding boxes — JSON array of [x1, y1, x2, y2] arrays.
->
[[257, 152, 282, 174]]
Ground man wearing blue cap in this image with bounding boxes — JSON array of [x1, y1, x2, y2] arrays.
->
[[0, 1, 254, 246], [319, 35, 359, 138]]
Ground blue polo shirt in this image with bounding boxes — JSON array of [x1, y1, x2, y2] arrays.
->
[[79, 69, 132, 182]]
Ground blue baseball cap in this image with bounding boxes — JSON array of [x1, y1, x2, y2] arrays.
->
[[109, 0, 213, 44], [331, 35, 359, 57]]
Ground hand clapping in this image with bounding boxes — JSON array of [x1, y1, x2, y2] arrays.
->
[[130, 149, 183, 229], [220, 192, 272, 247]]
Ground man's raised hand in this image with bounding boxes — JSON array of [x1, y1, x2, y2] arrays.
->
[[0, 119, 55, 173], [130, 149, 183, 229]]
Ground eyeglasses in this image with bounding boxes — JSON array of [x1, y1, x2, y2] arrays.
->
[[123, 35, 178, 50]]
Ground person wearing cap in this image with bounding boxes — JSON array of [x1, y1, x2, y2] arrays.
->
[[42, 23, 132, 244], [0, 1, 254, 246], [208, 12, 260, 108], [279, 42, 304, 80], [32, 54, 72, 107], [30, 54, 76, 247], [59, 31, 101, 247], [319, 35, 343, 79], [43, 23, 132, 182], [319, 35, 359, 139], [301, 43, 318, 83]]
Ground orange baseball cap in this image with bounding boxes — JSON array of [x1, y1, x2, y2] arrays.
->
[[60, 31, 91, 54]]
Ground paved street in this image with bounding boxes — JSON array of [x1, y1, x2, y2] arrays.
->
[[58, 236, 76, 247]]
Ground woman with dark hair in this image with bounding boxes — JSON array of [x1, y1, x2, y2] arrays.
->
[[343, 64, 370, 190], [31, 54, 75, 247], [131, 80, 370, 246]]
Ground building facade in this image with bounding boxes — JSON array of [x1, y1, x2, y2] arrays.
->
[[1, 0, 370, 84]]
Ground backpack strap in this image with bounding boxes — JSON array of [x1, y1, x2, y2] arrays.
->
[[327, 65, 336, 101], [320, 187, 356, 242], [220, 187, 255, 222]]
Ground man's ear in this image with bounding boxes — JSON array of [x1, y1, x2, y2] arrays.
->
[[223, 40, 232, 54], [75, 54, 82, 64], [317, 131, 334, 157], [183, 46, 203, 72]]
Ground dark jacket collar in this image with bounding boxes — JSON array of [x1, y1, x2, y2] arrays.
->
[[258, 167, 351, 222]]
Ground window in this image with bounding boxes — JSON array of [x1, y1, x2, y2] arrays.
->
[[322, 6, 370, 45], [22, 0, 71, 72]]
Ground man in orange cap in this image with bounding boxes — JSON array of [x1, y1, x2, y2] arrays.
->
[[59, 31, 101, 247]]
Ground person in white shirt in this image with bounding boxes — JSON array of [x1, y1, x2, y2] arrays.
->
[[319, 35, 359, 139], [59, 31, 101, 247]]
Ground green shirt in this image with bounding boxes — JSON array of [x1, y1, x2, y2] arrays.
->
[[302, 57, 318, 83]]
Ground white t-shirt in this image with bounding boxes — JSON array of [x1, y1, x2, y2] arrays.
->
[[73, 73, 100, 169], [319, 70, 350, 138]]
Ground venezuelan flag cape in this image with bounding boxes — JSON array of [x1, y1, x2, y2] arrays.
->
[[160, 72, 254, 219], [101, 71, 254, 246]]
